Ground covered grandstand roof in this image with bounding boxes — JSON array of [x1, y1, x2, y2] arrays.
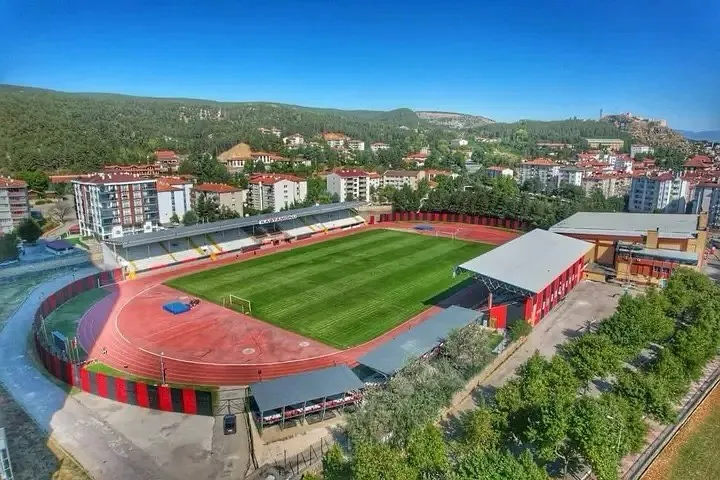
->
[[357, 306, 483, 376], [250, 365, 364, 413], [104, 202, 365, 248], [549, 212, 699, 239], [457, 229, 593, 295]]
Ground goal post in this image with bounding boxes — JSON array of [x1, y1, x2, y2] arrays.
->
[[225, 294, 252, 313], [434, 230, 457, 241]]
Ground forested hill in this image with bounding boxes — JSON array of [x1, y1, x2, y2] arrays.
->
[[0, 85, 421, 173]]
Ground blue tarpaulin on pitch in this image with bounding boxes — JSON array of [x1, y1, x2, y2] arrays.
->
[[163, 301, 191, 315], [414, 224, 434, 231]]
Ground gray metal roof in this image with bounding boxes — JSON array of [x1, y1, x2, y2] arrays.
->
[[250, 365, 364, 413], [104, 202, 364, 248], [457, 229, 593, 294], [632, 247, 699, 263], [357, 306, 483, 376], [549, 212, 699, 239]]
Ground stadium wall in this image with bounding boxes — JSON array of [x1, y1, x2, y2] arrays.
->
[[32, 270, 214, 416], [376, 211, 531, 231]]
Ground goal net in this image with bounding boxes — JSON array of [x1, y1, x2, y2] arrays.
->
[[223, 294, 252, 313], [434, 230, 457, 240]]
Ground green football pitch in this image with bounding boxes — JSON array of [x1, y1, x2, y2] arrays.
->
[[166, 229, 493, 348]]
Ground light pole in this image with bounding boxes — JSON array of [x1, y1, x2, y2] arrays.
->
[[160, 352, 166, 385]]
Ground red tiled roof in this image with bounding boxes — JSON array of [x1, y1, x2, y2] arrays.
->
[[384, 170, 422, 177], [332, 169, 369, 178], [155, 150, 178, 159], [248, 174, 304, 185], [157, 176, 193, 185], [368, 172, 381, 178], [322, 132, 348, 141], [523, 158, 558, 166], [684, 155, 713, 168], [193, 183, 241, 193], [0, 177, 27, 188], [75, 174, 157, 185], [404, 152, 428, 159]]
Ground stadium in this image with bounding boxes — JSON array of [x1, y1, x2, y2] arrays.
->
[[33, 203, 594, 426]]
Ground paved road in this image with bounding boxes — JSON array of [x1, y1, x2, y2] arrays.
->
[[0, 269, 251, 479], [453, 281, 625, 412]]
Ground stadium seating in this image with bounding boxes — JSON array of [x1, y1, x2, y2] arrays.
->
[[123, 243, 176, 271], [214, 229, 260, 252], [164, 240, 203, 263]]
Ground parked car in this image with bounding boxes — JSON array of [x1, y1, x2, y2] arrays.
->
[[223, 414, 237, 435]]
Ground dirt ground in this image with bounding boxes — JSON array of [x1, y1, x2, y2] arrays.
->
[[641, 383, 720, 480], [0, 384, 91, 480]]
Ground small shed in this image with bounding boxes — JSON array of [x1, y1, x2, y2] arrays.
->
[[45, 239, 74, 256]]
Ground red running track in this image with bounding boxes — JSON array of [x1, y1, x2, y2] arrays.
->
[[78, 223, 519, 385]]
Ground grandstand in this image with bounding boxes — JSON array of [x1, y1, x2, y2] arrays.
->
[[101, 202, 365, 273]]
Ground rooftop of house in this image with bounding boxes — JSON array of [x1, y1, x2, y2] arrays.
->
[[154, 150, 178, 159], [0, 177, 28, 188], [248, 174, 304, 185], [193, 182, 242, 193], [384, 170, 423, 177], [684, 155, 713, 168], [403, 152, 429, 159], [218, 143, 253, 162], [331, 169, 370, 178], [522, 158, 558, 166], [322, 132, 348, 141], [73, 173, 157, 185]]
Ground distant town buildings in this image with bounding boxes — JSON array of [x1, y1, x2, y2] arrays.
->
[[217, 143, 309, 173], [537, 142, 572, 150], [72, 174, 160, 239], [630, 144, 654, 158], [382, 170, 426, 190], [154, 150, 182, 172], [402, 151, 429, 168], [193, 183, 245, 217], [0, 177, 29, 234], [248, 174, 307, 212], [370, 142, 390, 153], [628, 174, 689, 213], [585, 138, 625, 151], [450, 139, 468, 148], [282, 134, 305, 147], [258, 127, 282, 137], [347, 139, 365, 151], [582, 174, 631, 198], [322, 132, 350, 149], [683, 155, 713, 175], [557, 166, 584, 187], [485, 166, 514, 179], [516, 158, 560, 188]]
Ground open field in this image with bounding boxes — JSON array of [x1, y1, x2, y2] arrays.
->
[[167, 229, 492, 348], [642, 384, 720, 480], [44, 288, 109, 356]]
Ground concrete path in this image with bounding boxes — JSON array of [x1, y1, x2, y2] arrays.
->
[[0, 268, 250, 479]]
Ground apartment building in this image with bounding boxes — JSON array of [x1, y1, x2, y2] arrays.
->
[[557, 166, 584, 187], [486, 166, 514, 179], [516, 158, 560, 188], [630, 144, 654, 158], [248, 174, 307, 212], [154, 150, 181, 172], [585, 138, 625, 151], [691, 182, 720, 228], [382, 170, 426, 190], [103, 164, 160, 177], [347, 139, 365, 151], [628, 174, 689, 213], [370, 142, 390, 153], [192, 183, 245, 216], [322, 132, 349, 149], [683, 155, 713, 174], [282, 134, 305, 147], [72, 174, 159, 239], [156, 177, 194, 224], [0, 178, 29, 233], [581, 174, 631, 198], [327, 169, 371, 202], [259, 127, 281, 137], [402, 151, 428, 168]]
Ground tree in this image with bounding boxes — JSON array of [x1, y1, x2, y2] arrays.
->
[[16, 170, 49, 193], [406, 424, 449, 477], [182, 210, 198, 226], [559, 333, 622, 384], [53, 182, 68, 197], [459, 405, 502, 451], [169, 212, 180, 224], [194, 195, 221, 222], [16, 217, 42, 243], [351, 441, 418, 480], [508, 320, 532, 342], [49, 201, 73, 223], [0, 231, 19, 262], [441, 323, 495, 378], [219, 205, 240, 220], [453, 448, 548, 480], [322, 444, 351, 480]]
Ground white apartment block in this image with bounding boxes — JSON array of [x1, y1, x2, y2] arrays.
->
[[192, 183, 245, 216], [156, 177, 193, 224], [582, 175, 631, 198], [282, 134, 305, 147], [516, 159, 560, 188], [692, 182, 720, 228], [630, 144, 654, 158], [382, 170, 426, 190], [323, 132, 349, 149], [370, 142, 390, 153], [629, 174, 689, 213], [557, 167, 583, 187], [327, 169, 372, 202], [73, 174, 160, 240], [0, 178, 29, 233], [485, 166, 514, 179], [450, 139, 468, 148], [347, 139, 365, 151], [586, 138, 625, 151], [248, 174, 307, 212]]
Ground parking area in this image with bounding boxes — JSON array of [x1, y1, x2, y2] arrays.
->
[[453, 280, 627, 412]]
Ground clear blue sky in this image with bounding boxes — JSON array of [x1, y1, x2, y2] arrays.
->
[[1, 0, 718, 130]]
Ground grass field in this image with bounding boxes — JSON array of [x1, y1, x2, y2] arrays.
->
[[43, 288, 109, 358], [166, 229, 492, 348]]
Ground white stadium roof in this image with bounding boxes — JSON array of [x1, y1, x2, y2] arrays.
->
[[457, 229, 593, 294], [549, 212, 699, 239]]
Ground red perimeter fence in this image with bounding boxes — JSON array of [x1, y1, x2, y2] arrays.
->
[[33, 269, 214, 416], [376, 211, 532, 231]]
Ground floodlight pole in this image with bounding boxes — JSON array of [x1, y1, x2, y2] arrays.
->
[[160, 352, 167, 385]]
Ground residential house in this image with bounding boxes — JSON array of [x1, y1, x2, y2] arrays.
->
[[0, 178, 29, 234], [259, 127, 282, 137], [402, 151, 429, 168], [322, 132, 349, 149], [629, 173, 689, 213], [486, 166, 514, 179], [103, 164, 160, 177], [248, 174, 307, 212], [585, 138, 625, 151], [370, 142, 390, 153], [192, 183, 245, 217], [582, 174, 631, 198], [683, 155, 713, 175], [327, 169, 372, 202], [450, 139, 468, 148], [282, 134, 305, 147], [382, 170, 426, 190], [557, 166, 584, 187], [347, 139, 365, 151], [156, 177, 194, 224], [516, 158, 560, 188], [630, 144, 654, 158]]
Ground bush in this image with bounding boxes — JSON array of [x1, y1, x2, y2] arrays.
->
[[0, 232, 20, 262], [17, 218, 42, 243], [508, 320, 532, 342]]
